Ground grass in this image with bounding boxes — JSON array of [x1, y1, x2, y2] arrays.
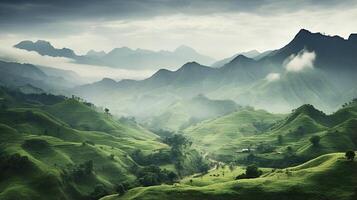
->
[[183, 107, 284, 159], [0, 89, 170, 200], [183, 103, 357, 166], [1, 87, 357, 200], [101, 153, 357, 200]]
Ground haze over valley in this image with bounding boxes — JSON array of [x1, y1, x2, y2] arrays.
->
[[0, 1, 357, 200]]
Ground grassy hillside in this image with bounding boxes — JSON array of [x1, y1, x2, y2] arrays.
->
[[183, 101, 357, 167], [144, 94, 239, 131], [101, 153, 357, 200], [0, 88, 206, 200], [183, 107, 285, 161]]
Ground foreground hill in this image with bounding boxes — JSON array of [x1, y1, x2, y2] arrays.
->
[[101, 153, 357, 200], [0, 88, 207, 200]]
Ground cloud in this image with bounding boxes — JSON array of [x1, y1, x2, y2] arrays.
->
[[0, 0, 355, 27], [284, 50, 316, 72], [0, 43, 154, 82], [1, 1, 357, 59], [265, 73, 281, 82]]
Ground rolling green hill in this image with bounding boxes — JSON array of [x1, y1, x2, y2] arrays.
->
[[0, 88, 207, 200], [146, 94, 239, 131], [183, 101, 357, 166], [183, 107, 285, 161], [101, 153, 357, 200]]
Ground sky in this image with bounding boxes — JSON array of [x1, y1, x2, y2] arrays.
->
[[0, 0, 357, 80]]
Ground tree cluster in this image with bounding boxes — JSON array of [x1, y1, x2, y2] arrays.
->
[[235, 164, 262, 180]]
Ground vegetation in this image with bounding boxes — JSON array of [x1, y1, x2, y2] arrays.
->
[[235, 164, 263, 179], [101, 153, 357, 200], [0, 88, 202, 200], [1, 86, 357, 200], [309, 135, 321, 147], [345, 151, 355, 161]]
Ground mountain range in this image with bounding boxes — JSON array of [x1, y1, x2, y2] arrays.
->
[[14, 41, 215, 70], [72, 29, 357, 123]]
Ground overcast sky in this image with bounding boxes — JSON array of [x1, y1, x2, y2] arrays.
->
[[1, 0, 357, 60]]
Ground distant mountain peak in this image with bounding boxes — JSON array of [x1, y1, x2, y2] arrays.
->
[[33, 40, 53, 47], [86, 49, 106, 57], [174, 45, 197, 53], [229, 54, 253, 65], [100, 77, 116, 83], [297, 28, 311, 35], [109, 47, 132, 53], [14, 40, 77, 58], [178, 61, 206, 71], [348, 33, 357, 42], [293, 29, 345, 42]]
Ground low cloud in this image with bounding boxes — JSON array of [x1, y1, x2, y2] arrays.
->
[[285, 49, 316, 72], [0, 43, 154, 82], [265, 73, 281, 82]]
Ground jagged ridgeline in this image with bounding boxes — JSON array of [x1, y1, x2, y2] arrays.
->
[[0, 88, 209, 200], [73, 30, 357, 122]]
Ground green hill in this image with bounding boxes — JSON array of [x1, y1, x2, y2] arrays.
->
[[101, 153, 357, 200], [183, 107, 285, 161], [183, 101, 357, 166], [146, 94, 239, 131], [0, 88, 206, 200]]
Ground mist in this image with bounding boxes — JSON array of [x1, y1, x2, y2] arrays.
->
[[0, 42, 155, 83]]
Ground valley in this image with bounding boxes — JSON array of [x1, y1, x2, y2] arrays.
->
[[0, 3, 356, 198]]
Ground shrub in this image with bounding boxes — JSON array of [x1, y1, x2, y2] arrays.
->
[[236, 164, 262, 180], [309, 135, 321, 147], [345, 150, 356, 161], [115, 183, 126, 196], [245, 164, 263, 178]]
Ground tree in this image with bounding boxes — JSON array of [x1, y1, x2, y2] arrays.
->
[[309, 135, 320, 147], [115, 183, 126, 196], [167, 171, 178, 182], [104, 108, 110, 114], [228, 163, 235, 172], [286, 146, 294, 155], [277, 135, 283, 145], [296, 126, 305, 135], [83, 160, 93, 175], [245, 164, 262, 178], [309, 135, 321, 147], [139, 172, 159, 186], [235, 164, 262, 180], [345, 151, 356, 161]]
